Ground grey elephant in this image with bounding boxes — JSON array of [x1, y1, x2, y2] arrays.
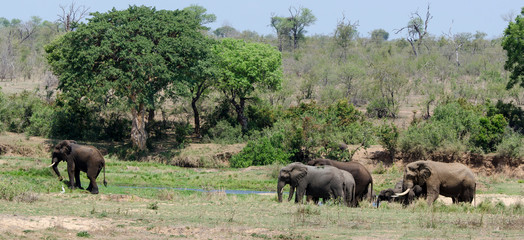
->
[[49, 140, 107, 194], [398, 160, 475, 205], [277, 162, 351, 206], [375, 180, 425, 207], [307, 158, 373, 203]]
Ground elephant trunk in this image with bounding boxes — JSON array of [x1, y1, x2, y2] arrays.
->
[[277, 179, 286, 202]]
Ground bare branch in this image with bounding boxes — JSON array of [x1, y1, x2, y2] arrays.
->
[[57, 2, 90, 31]]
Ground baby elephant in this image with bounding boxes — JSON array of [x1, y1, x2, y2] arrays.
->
[[376, 180, 425, 207], [49, 140, 107, 194]]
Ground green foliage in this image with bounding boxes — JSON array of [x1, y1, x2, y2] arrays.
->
[[400, 100, 511, 158], [76, 231, 90, 238], [502, 7, 524, 88], [213, 38, 282, 132], [492, 100, 524, 134], [205, 120, 244, 144], [378, 122, 399, 161], [470, 114, 507, 152], [496, 130, 524, 159], [45, 5, 211, 149], [230, 135, 291, 168], [0, 91, 46, 133]]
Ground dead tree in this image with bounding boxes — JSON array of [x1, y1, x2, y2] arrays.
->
[[395, 5, 432, 57], [57, 2, 90, 32]]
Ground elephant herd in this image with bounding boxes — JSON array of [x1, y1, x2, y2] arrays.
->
[[47, 140, 476, 206], [278, 159, 477, 207]]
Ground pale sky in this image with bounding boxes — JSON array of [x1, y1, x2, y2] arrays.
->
[[1, 1, 523, 39]]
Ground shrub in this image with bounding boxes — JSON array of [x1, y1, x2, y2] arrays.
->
[[205, 120, 243, 144], [493, 100, 524, 134], [470, 114, 507, 152], [230, 135, 291, 168], [496, 130, 524, 159], [378, 122, 399, 161], [26, 104, 54, 137], [366, 98, 398, 119]]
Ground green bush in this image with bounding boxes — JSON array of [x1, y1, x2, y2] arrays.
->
[[0, 90, 46, 133], [366, 98, 398, 119], [205, 120, 244, 144], [230, 135, 291, 168], [26, 104, 54, 137], [378, 122, 399, 161], [496, 130, 524, 159], [470, 114, 507, 152], [492, 100, 524, 134], [400, 100, 510, 158]]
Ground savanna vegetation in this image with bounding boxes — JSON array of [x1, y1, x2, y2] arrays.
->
[[1, 5, 523, 167], [0, 3, 523, 239]]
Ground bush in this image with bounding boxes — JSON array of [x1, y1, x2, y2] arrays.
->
[[366, 98, 398, 119], [230, 135, 291, 168], [399, 100, 510, 158], [496, 130, 524, 159], [26, 104, 54, 137], [378, 122, 399, 161], [205, 120, 244, 144], [470, 114, 507, 152]]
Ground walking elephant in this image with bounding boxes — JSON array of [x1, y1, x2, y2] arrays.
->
[[277, 162, 351, 206], [398, 160, 475, 205], [307, 158, 373, 202], [49, 140, 107, 194]]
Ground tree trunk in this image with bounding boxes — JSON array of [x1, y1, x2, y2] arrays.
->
[[231, 97, 248, 134], [191, 97, 201, 136], [131, 103, 148, 150]]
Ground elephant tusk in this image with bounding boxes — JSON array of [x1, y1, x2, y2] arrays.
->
[[47, 163, 55, 168], [392, 188, 411, 197]]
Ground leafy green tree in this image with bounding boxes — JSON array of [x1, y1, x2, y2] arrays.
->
[[502, 7, 524, 89], [213, 38, 282, 133], [371, 29, 389, 43], [334, 14, 358, 59], [46, 6, 209, 150], [270, 6, 316, 50]]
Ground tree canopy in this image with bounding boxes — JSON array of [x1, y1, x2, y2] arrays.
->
[[213, 38, 283, 132], [45, 5, 210, 150], [502, 7, 524, 89]]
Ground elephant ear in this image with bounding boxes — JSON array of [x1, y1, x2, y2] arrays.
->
[[418, 163, 431, 181], [58, 140, 73, 155], [290, 164, 307, 184]]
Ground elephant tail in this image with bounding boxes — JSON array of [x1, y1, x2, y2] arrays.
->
[[103, 164, 107, 187]]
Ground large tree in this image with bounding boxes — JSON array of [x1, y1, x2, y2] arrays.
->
[[46, 6, 209, 150], [502, 7, 524, 89], [213, 38, 282, 133]]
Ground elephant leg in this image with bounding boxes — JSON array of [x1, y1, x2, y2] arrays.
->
[[295, 187, 306, 204], [426, 186, 439, 205], [74, 168, 83, 189], [67, 162, 76, 189], [87, 167, 100, 194]]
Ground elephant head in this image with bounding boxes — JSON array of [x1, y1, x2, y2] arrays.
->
[[402, 161, 431, 192], [277, 162, 307, 202], [49, 140, 77, 179]]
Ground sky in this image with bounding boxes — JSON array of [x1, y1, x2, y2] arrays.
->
[[1, 0, 523, 39]]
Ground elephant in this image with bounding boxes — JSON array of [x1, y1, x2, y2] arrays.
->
[[277, 162, 351, 206], [49, 140, 107, 194], [307, 170, 357, 207], [375, 180, 425, 207], [397, 160, 475, 205], [307, 158, 373, 202]]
